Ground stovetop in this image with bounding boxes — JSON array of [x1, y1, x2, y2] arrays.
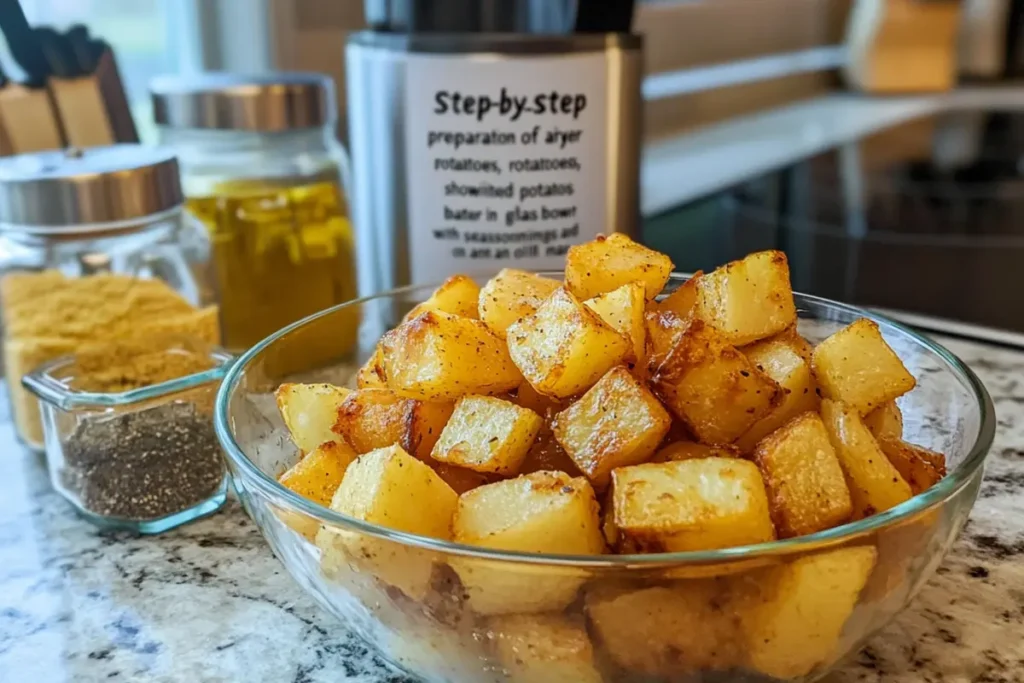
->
[[712, 108, 1024, 337]]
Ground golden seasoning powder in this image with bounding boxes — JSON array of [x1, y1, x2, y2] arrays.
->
[[186, 179, 359, 356], [69, 339, 217, 394]]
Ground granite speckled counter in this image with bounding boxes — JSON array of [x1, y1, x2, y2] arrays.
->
[[2, 335, 1024, 683]]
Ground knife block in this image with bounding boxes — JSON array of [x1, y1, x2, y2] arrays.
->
[[844, 0, 963, 93]]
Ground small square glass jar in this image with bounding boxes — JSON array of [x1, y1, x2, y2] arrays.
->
[[22, 348, 233, 534]]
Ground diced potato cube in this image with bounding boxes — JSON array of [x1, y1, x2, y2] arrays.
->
[[768, 323, 815, 363], [650, 319, 781, 444], [512, 381, 571, 420], [333, 388, 409, 454], [430, 462, 493, 494], [821, 399, 913, 517], [584, 282, 646, 364], [275, 382, 353, 453], [695, 250, 797, 346], [753, 412, 852, 538], [278, 441, 359, 540], [381, 310, 523, 401], [519, 432, 582, 476], [489, 614, 602, 683], [319, 445, 458, 600], [586, 582, 742, 675], [876, 436, 946, 495], [864, 400, 904, 441], [552, 366, 671, 490], [644, 309, 687, 376], [405, 274, 481, 320], [651, 271, 702, 317], [355, 344, 387, 389], [431, 396, 543, 475], [734, 337, 820, 453], [406, 399, 457, 460], [812, 319, 916, 414], [612, 458, 776, 552], [506, 288, 630, 398], [735, 546, 877, 678], [452, 471, 605, 614], [565, 233, 674, 300], [651, 440, 741, 462], [478, 269, 560, 337]]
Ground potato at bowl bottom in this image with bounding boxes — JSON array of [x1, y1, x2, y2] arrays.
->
[[448, 555, 591, 617]]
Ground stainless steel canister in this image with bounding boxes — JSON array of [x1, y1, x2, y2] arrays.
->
[[346, 31, 643, 295]]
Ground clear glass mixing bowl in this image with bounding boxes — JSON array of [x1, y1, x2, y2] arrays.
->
[[214, 274, 994, 683]]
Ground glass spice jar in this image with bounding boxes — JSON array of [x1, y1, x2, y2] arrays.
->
[[0, 145, 217, 450], [150, 72, 360, 364]]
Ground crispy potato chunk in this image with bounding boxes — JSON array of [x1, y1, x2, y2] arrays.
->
[[452, 471, 605, 614], [278, 440, 359, 540], [586, 582, 742, 675], [506, 288, 630, 399], [650, 319, 781, 444], [651, 271, 702, 317], [275, 382, 353, 453], [552, 366, 671, 490], [431, 396, 543, 475], [478, 269, 561, 337], [812, 318, 916, 414], [735, 546, 877, 678], [404, 274, 481, 320], [489, 614, 602, 683], [644, 308, 687, 377], [651, 440, 741, 462], [381, 310, 522, 401], [821, 399, 913, 517], [512, 381, 571, 420], [565, 233, 673, 300], [333, 389, 455, 460], [612, 458, 776, 552], [695, 250, 797, 346], [318, 445, 458, 600], [864, 400, 904, 441], [355, 343, 387, 389], [768, 323, 815, 363], [583, 282, 646, 365], [753, 412, 852, 538], [404, 400, 457, 461], [876, 436, 946, 495], [735, 337, 820, 453]]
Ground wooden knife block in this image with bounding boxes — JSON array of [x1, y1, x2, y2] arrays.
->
[[844, 0, 963, 93]]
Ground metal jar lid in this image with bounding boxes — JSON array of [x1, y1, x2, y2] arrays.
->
[[150, 72, 336, 132], [0, 145, 183, 228]]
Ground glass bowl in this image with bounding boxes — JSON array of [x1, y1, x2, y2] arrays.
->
[[214, 274, 994, 683]]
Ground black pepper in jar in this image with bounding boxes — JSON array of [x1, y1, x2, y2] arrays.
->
[[61, 402, 225, 520]]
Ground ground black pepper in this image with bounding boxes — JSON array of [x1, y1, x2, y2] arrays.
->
[[61, 402, 224, 520]]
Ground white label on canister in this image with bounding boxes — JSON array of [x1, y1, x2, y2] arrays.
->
[[404, 51, 609, 285]]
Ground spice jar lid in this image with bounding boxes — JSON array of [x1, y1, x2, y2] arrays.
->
[[0, 145, 183, 228], [150, 72, 336, 132]]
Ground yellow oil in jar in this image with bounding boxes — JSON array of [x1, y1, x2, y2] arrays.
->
[[186, 179, 359, 371]]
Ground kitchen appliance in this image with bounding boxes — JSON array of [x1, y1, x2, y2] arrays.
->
[[346, 0, 643, 295]]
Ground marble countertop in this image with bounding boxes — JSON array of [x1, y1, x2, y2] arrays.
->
[[3, 335, 1024, 683]]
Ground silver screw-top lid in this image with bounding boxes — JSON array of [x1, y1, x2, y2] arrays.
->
[[150, 72, 337, 132], [0, 145, 183, 229]]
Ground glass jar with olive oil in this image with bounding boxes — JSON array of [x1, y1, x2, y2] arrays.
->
[[151, 73, 358, 368]]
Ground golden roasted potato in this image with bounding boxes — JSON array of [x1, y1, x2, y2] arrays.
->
[[275, 382, 353, 453], [404, 274, 481, 321], [753, 412, 852, 538], [812, 318, 916, 414], [278, 440, 359, 540], [318, 445, 458, 600], [333, 388, 409, 454], [876, 435, 946, 495], [734, 546, 877, 678], [735, 337, 819, 453], [478, 268, 560, 337], [650, 319, 782, 444], [644, 308, 687, 376], [612, 458, 776, 552], [695, 250, 797, 346], [404, 399, 457, 461], [650, 440, 741, 462], [511, 380, 571, 420], [767, 323, 815, 363], [552, 366, 671, 490], [380, 309, 523, 401], [565, 233, 673, 300], [864, 400, 904, 441], [431, 395, 543, 475], [355, 343, 387, 389], [583, 281, 646, 365], [452, 471, 605, 614], [506, 288, 630, 399], [488, 614, 603, 683], [586, 582, 742, 675], [651, 271, 702, 317], [821, 399, 913, 517]]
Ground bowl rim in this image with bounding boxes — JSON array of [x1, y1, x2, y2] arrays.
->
[[214, 274, 996, 568]]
